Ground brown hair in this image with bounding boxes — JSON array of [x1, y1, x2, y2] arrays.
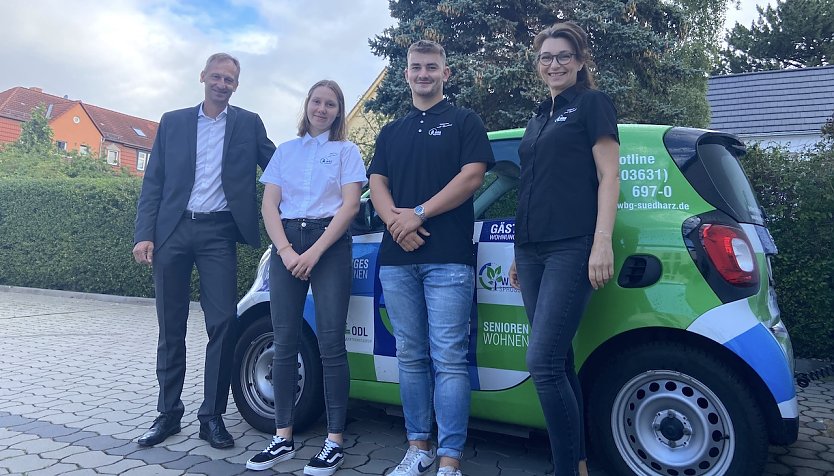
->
[[297, 80, 347, 142], [533, 22, 596, 89], [203, 53, 241, 80], [407, 39, 447, 65]]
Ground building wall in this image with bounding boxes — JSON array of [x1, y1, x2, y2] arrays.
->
[[50, 104, 102, 154], [100, 141, 151, 176], [0, 117, 22, 145]]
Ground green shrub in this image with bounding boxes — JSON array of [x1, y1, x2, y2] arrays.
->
[[0, 177, 269, 301], [740, 143, 834, 360]]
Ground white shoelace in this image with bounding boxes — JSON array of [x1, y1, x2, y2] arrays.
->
[[315, 439, 340, 460], [266, 435, 288, 454], [396, 446, 422, 470]]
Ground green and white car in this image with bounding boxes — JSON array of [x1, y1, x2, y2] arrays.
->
[[233, 125, 798, 476]]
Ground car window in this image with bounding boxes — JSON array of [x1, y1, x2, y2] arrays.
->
[[474, 138, 521, 220]]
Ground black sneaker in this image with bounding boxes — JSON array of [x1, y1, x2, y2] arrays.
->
[[304, 439, 344, 475], [246, 435, 295, 471]]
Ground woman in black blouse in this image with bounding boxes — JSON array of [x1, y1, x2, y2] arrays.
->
[[509, 21, 620, 476]]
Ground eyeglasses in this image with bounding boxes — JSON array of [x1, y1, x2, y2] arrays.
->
[[537, 52, 576, 66]]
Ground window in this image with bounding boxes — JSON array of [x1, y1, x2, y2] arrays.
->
[[56, 141, 67, 151], [79, 145, 90, 155], [137, 150, 149, 171], [132, 127, 147, 137], [106, 148, 120, 166]]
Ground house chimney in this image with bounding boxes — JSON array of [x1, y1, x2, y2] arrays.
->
[[29, 87, 43, 92]]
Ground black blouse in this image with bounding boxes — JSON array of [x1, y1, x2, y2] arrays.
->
[[515, 85, 619, 245]]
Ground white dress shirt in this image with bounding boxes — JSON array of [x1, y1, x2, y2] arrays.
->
[[187, 103, 228, 212], [260, 132, 367, 219]]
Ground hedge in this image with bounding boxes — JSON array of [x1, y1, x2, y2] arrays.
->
[[739, 143, 834, 360], [0, 177, 268, 301]]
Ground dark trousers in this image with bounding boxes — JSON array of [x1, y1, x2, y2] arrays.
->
[[269, 219, 352, 433], [515, 235, 594, 476], [152, 212, 238, 423]]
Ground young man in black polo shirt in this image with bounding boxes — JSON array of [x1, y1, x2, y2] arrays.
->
[[368, 40, 494, 476]]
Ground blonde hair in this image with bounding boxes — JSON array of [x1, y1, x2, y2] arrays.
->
[[297, 80, 347, 141]]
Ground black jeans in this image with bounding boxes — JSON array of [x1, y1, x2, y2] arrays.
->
[[515, 235, 594, 476], [269, 218, 352, 433]]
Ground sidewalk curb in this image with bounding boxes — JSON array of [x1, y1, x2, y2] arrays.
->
[[0, 285, 202, 310]]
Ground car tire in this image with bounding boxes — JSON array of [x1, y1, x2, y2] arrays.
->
[[587, 341, 767, 476], [231, 314, 324, 433]]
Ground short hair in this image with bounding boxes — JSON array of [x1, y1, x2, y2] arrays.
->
[[297, 80, 348, 142], [407, 40, 447, 64], [204, 53, 241, 80], [533, 22, 596, 89]]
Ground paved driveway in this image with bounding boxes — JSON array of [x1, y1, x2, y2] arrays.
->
[[0, 287, 832, 476]]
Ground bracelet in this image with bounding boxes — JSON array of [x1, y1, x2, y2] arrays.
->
[[277, 243, 292, 254], [596, 230, 611, 236]]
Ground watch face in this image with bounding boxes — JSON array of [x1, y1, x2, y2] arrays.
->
[[414, 205, 425, 217]]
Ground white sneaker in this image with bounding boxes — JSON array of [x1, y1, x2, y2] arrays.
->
[[387, 445, 436, 475], [436, 466, 462, 476]]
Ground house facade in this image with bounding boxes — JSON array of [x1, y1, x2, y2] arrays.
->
[[0, 86, 157, 175], [707, 65, 834, 151]]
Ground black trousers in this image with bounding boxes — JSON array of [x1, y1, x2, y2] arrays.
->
[[152, 212, 238, 423]]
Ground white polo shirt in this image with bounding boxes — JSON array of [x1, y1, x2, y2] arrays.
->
[[260, 132, 367, 219]]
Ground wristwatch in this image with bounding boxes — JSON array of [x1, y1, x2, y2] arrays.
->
[[414, 204, 427, 222]]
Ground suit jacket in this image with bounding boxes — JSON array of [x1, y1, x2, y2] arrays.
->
[[134, 104, 275, 249]]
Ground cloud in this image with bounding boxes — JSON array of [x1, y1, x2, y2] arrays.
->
[[0, 0, 392, 143]]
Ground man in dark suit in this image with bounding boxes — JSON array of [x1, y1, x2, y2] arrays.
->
[[132, 52, 275, 449]]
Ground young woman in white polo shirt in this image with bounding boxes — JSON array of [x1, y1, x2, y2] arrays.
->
[[246, 79, 366, 476]]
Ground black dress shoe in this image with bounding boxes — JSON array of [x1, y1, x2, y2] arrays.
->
[[137, 414, 181, 447], [198, 416, 234, 449]]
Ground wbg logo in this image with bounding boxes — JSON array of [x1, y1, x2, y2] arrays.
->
[[478, 262, 515, 292]]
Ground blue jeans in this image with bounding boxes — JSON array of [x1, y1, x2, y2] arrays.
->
[[270, 218, 352, 434], [379, 264, 475, 461], [515, 236, 594, 476]]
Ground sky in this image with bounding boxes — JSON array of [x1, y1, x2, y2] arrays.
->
[[0, 0, 770, 144]]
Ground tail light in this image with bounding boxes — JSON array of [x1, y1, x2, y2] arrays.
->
[[700, 224, 758, 286], [683, 212, 761, 303]]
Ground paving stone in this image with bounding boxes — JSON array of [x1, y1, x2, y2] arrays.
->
[[3, 290, 832, 476], [40, 444, 88, 460], [1, 432, 39, 446], [0, 414, 32, 428], [25, 462, 81, 476], [0, 454, 58, 473], [53, 430, 101, 444], [182, 458, 251, 476], [95, 458, 146, 474], [0, 449, 25, 460], [779, 455, 834, 471], [42, 413, 89, 425], [131, 446, 187, 465], [62, 450, 123, 468], [793, 468, 828, 476], [188, 442, 246, 459], [60, 469, 103, 476], [160, 454, 212, 470], [8, 437, 69, 453]]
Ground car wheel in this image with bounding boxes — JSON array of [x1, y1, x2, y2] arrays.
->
[[587, 342, 767, 476], [231, 315, 324, 433]]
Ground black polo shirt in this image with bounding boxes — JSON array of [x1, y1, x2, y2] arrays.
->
[[368, 99, 495, 266], [515, 85, 618, 245]]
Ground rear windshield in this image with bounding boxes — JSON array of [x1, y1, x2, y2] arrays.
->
[[697, 139, 764, 224], [665, 128, 764, 225]]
